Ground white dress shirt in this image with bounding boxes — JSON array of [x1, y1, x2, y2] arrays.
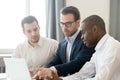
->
[[65, 28, 80, 62], [63, 34, 120, 80], [12, 36, 58, 70]]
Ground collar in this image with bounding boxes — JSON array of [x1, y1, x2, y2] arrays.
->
[[95, 34, 109, 51], [25, 36, 42, 48]]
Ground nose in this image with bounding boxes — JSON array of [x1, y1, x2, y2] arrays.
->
[[31, 31, 36, 36]]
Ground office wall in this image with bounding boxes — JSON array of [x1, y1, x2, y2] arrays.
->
[[66, 0, 110, 32]]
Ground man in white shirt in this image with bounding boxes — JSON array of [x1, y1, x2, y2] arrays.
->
[[12, 16, 58, 70], [34, 15, 120, 80], [62, 15, 120, 80]]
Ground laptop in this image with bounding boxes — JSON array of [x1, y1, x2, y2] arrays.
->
[[3, 58, 32, 80]]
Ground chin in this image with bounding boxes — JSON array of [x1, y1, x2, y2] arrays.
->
[[64, 33, 70, 37], [64, 34, 70, 37], [85, 44, 91, 47], [88, 45, 95, 48], [31, 40, 39, 43]]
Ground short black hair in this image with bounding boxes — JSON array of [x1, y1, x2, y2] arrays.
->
[[21, 15, 38, 29], [82, 15, 106, 33], [61, 6, 80, 21]]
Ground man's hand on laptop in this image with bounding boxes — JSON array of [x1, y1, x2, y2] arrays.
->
[[30, 68, 39, 77], [30, 68, 62, 80]]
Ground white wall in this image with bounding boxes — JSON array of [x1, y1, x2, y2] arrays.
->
[[66, 0, 110, 32]]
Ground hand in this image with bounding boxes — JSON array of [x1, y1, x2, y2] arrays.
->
[[30, 68, 39, 77], [31, 68, 62, 80], [42, 71, 62, 80], [31, 68, 54, 80]]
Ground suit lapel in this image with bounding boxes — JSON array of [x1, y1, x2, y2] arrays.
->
[[61, 41, 68, 63]]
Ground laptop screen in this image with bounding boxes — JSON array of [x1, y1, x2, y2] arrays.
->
[[4, 58, 32, 80]]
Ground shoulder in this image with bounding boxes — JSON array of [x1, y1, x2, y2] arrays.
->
[[16, 40, 27, 49], [59, 39, 67, 45], [41, 37, 58, 45], [13, 41, 27, 57], [60, 39, 66, 43], [107, 36, 120, 49]]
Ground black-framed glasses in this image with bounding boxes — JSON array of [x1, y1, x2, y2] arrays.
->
[[59, 21, 75, 28]]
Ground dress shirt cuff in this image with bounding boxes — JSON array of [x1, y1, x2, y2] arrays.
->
[[49, 66, 57, 72]]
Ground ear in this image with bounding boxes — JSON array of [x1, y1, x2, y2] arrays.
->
[[76, 19, 80, 27], [76, 19, 80, 24], [92, 25, 98, 33]]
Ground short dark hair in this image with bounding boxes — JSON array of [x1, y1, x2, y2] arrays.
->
[[61, 6, 80, 21], [82, 15, 106, 33], [21, 16, 39, 29]]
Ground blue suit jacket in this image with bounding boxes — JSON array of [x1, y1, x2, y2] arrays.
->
[[47, 32, 95, 76]]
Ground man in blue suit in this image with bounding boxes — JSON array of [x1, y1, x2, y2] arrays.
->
[[46, 6, 95, 77], [31, 6, 95, 79]]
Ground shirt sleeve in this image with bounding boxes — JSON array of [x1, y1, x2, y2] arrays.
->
[[62, 61, 95, 80], [51, 40, 58, 55]]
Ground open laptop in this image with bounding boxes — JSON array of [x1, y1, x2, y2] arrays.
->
[[3, 58, 32, 80]]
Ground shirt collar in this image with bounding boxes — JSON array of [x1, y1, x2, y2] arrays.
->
[[65, 27, 80, 44], [95, 34, 109, 51], [26, 36, 42, 48]]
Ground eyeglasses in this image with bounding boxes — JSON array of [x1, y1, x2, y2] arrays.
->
[[59, 21, 75, 28]]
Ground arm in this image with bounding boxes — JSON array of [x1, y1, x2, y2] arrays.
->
[[47, 40, 68, 68], [62, 61, 95, 80], [49, 40, 58, 56], [31, 55, 95, 80], [47, 40, 95, 76], [55, 44, 95, 76], [47, 46, 62, 67]]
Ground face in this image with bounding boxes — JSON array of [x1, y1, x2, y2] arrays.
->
[[60, 14, 80, 37], [23, 21, 40, 44], [81, 23, 97, 47]]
